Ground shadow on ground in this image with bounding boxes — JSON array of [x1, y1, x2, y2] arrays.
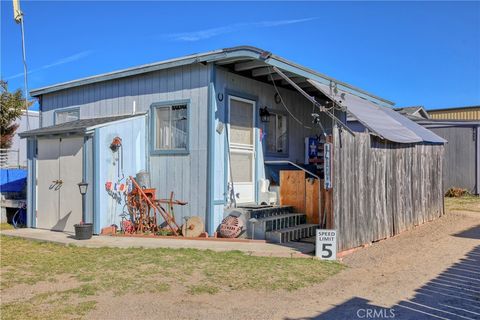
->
[[453, 224, 480, 240], [285, 244, 480, 320]]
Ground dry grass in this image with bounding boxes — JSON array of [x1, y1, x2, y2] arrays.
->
[[0, 223, 14, 231], [445, 195, 480, 213], [0, 235, 343, 319]]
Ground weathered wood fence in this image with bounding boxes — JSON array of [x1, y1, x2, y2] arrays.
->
[[333, 128, 445, 251]]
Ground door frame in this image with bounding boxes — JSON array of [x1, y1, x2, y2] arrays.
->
[[226, 94, 258, 204]]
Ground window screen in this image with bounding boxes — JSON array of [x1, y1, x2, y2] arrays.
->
[[55, 109, 80, 124], [266, 113, 288, 155], [230, 99, 254, 145], [154, 104, 188, 151]]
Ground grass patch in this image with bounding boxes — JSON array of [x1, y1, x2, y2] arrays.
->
[[187, 284, 219, 295], [0, 235, 343, 319], [0, 223, 14, 231], [445, 195, 480, 213]]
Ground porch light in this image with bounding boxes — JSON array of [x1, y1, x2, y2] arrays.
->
[[259, 106, 271, 123], [77, 181, 88, 195]]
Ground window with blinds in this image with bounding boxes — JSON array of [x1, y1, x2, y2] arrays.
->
[[153, 103, 188, 153]]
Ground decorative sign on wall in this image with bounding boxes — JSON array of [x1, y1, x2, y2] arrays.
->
[[315, 229, 337, 260], [324, 142, 332, 190]]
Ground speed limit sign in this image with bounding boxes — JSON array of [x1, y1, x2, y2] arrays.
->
[[315, 229, 337, 260]]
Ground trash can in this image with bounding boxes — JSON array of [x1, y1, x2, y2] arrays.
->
[[74, 223, 93, 240]]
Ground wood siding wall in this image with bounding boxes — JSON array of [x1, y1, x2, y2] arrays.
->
[[333, 128, 445, 251], [41, 64, 210, 223]]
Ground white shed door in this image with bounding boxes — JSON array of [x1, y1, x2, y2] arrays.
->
[[37, 137, 83, 232], [228, 96, 256, 204]]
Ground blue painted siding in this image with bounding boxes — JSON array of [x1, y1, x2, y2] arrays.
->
[[36, 62, 339, 234], [40, 64, 210, 233], [95, 116, 147, 232], [213, 67, 337, 222]]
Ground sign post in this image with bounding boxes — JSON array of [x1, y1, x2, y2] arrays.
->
[[324, 142, 332, 190], [315, 229, 337, 260]]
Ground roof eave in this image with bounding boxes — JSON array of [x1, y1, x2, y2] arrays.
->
[[29, 45, 394, 107]]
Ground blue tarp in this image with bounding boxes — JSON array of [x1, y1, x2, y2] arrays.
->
[[0, 169, 27, 193]]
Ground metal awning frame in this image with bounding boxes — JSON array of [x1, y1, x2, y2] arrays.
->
[[271, 66, 356, 136]]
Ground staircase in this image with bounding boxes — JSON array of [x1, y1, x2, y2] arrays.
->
[[239, 205, 318, 243]]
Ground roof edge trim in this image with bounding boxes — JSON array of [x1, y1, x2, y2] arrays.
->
[[30, 46, 393, 107]]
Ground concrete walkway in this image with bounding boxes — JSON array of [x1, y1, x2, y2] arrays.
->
[[0, 228, 314, 257]]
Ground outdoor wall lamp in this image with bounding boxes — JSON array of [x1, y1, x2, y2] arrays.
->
[[259, 106, 271, 123], [78, 181, 88, 196]]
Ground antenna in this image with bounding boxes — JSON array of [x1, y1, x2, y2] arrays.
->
[[12, 0, 30, 130]]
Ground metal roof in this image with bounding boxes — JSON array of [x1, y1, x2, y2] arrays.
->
[[29, 46, 394, 107], [19, 114, 144, 138], [309, 79, 446, 144]]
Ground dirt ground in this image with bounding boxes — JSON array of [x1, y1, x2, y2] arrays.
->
[[84, 208, 479, 320]]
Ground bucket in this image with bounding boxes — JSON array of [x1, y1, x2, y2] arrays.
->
[[74, 223, 93, 240], [136, 171, 151, 189]]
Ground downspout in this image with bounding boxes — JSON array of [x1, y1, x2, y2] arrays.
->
[[206, 63, 216, 235]]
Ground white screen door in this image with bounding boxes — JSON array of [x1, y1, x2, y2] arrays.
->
[[228, 96, 256, 204]]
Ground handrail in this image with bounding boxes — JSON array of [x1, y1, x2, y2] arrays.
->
[[264, 160, 320, 181], [264, 160, 324, 227]]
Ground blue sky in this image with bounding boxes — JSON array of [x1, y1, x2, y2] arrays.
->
[[1, 1, 479, 110]]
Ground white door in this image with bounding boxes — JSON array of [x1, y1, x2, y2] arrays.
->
[[37, 139, 61, 230], [228, 96, 256, 204], [36, 137, 83, 232], [58, 137, 84, 232]]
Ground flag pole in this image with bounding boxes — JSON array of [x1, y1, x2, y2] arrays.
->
[[13, 0, 30, 130]]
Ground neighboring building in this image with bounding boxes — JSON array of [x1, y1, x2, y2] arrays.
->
[[394, 106, 429, 119], [1, 110, 39, 168], [20, 46, 445, 251], [394, 106, 480, 194], [0, 109, 39, 223], [416, 119, 480, 195], [427, 105, 480, 120]]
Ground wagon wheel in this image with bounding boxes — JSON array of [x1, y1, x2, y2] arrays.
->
[[181, 216, 205, 238]]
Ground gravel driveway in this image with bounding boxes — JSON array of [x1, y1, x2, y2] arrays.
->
[[88, 209, 480, 320]]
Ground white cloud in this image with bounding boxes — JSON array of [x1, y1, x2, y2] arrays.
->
[[6, 50, 93, 80], [166, 17, 317, 42]]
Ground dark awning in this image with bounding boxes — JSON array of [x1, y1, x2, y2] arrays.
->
[[19, 114, 143, 138]]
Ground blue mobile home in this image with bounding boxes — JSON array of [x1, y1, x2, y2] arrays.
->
[[21, 46, 445, 250]]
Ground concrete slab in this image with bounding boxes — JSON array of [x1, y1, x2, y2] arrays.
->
[[0, 228, 315, 258]]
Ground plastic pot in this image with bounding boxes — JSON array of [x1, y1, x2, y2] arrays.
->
[[74, 223, 93, 240]]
